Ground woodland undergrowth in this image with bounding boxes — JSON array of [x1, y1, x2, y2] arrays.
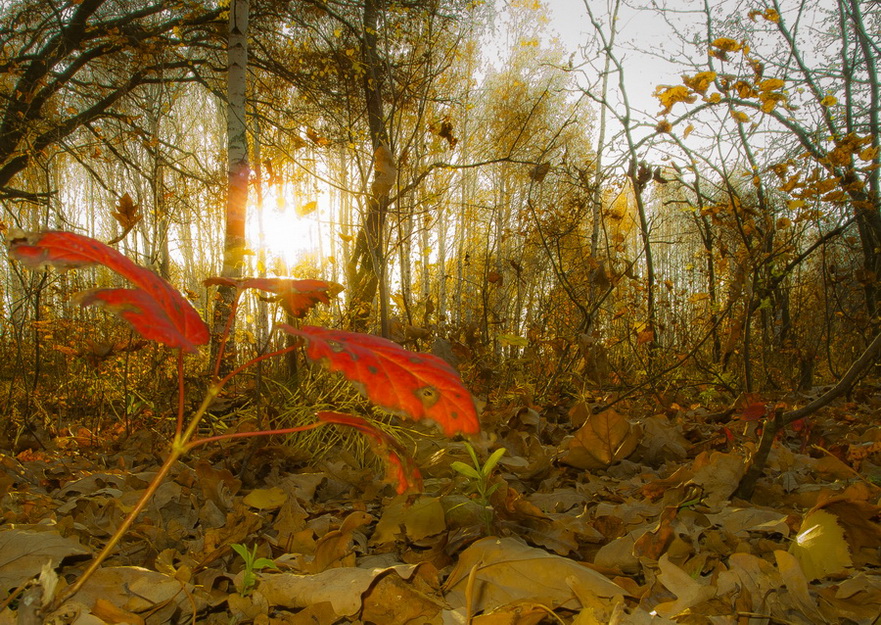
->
[[1, 232, 880, 625]]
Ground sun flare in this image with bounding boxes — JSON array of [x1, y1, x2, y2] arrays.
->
[[247, 189, 324, 274]]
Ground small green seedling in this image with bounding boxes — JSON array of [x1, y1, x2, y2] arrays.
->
[[451, 443, 506, 534], [230, 543, 278, 596]]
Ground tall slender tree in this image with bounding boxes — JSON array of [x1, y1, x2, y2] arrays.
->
[[213, 0, 250, 361]]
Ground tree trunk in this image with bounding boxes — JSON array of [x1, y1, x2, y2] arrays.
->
[[346, 0, 394, 335], [213, 0, 249, 367]]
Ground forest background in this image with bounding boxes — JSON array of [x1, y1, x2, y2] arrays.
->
[[1, 0, 880, 622], [4, 0, 880, 415]]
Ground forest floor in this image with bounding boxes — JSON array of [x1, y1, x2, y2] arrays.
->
[[1, 382, 881, 625]]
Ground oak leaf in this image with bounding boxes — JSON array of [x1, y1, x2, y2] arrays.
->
[[111, 192, 142, 230]]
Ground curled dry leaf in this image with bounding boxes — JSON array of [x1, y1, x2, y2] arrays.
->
[[283, 326, 480, 437], [111, 193, 142, 230], [316, 411, 423, 494], [258, 564, 422, 617], [8, 230, 209, 352]]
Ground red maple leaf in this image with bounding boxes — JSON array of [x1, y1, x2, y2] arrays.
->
[[204, 277, 342, 317], [283, 325, 480, 436], [317, 411, 423, 494], [9, 231, 209, 352]]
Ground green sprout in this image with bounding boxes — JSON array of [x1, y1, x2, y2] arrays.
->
[[230, 543, 278, 596], [451, 443, 506, 534]]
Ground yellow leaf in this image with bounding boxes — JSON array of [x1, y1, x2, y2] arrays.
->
[[758, 78, 785, 92], [243, 487, 287, 510], [682, 71, 716, 94], [683, 124, 695, 138], [711, 37, 742, 52], [731, 110, 750, 123], [735, 81, 756, 98], [788, 199, 805, 210], [776, 217, 791, 229], [858, 146, 878, 161], [296, 200, 318, 217], [788, 509, 853, 581], [372, 496, 446, 545], [821, 95, 838, 107], [654, 84, 697, 115], [497, 333, 528, 347], [338, 232, 353, 242]]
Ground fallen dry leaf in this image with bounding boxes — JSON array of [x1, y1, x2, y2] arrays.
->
[[372, 495, 446, 545], [652, 553, 716, 618], [257, 563, 421, 617], [0, 529, 89, 590], [788, 508, 853, 580], [560, 408, 641, 470], [444, 537, 625, 614]]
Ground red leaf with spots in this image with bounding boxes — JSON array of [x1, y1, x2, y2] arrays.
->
[[281, 325, 480, 436], [74, 289, 200, 350], [8, 231, 208, 352], [317, 411, 422, 494], [204, 277, 342, 317]]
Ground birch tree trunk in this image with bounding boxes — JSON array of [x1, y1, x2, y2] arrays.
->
[[213, 0, 249, 365]]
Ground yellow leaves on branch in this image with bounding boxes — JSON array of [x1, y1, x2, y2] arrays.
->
[[654, 84, 696, 115], [758, 78, 785, 92], [748, 7, 780, 22], [682, 71, 716, 95], [826, 133, 873, 166], [709, 37, 746, 61], [730, 109, 751, 124], [296, 200, 318, 217], [712, 37, 743, 52], [860, 146, 879, 162]]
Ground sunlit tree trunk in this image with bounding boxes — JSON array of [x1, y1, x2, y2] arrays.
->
[[213, 0, 249, 365]]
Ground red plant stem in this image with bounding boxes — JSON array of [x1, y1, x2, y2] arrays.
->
[[186, 421, 326, 449], [176, 350, 185, 436], [211, 288, 244, 382]]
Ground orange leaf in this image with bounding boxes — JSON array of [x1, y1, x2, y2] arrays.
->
[[282, 326, 480, 436], [9, 231, 208, 351]]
